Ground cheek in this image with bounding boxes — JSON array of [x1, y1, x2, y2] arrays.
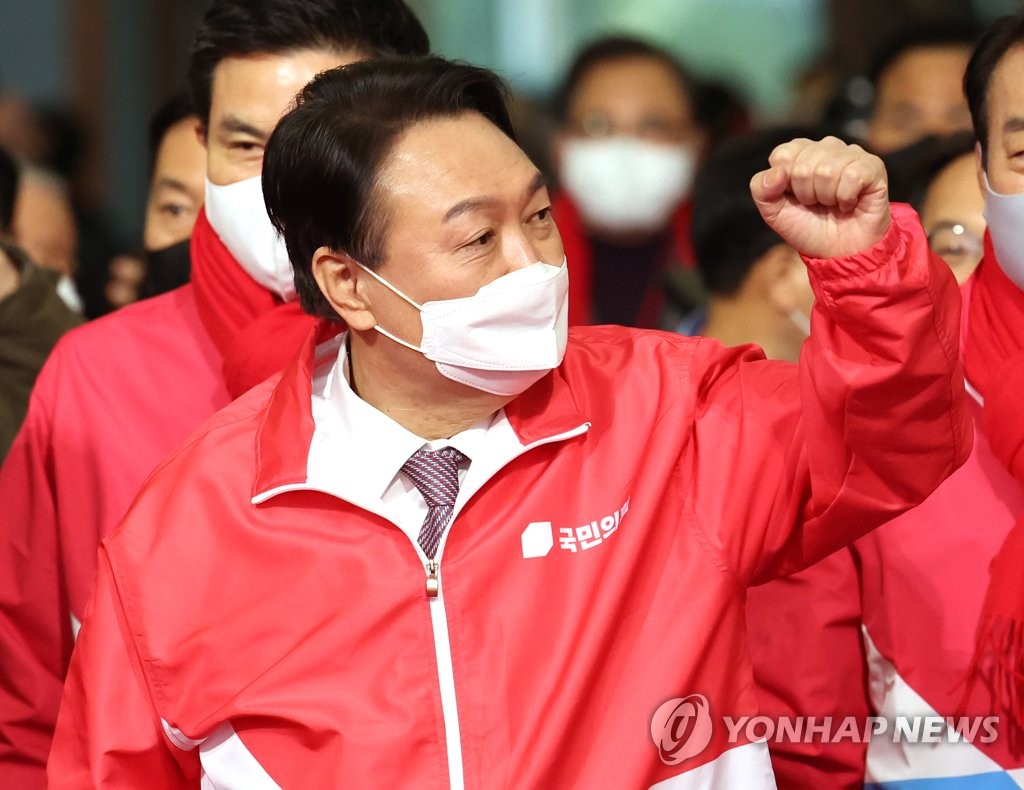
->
[[205, 143, 263, 186], [142, 207, 166, 251], [540, 224, 565, 264], [987, 155, 1024, 194]]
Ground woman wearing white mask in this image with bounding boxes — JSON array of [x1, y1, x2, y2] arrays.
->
[[551, 36, 713, 329]]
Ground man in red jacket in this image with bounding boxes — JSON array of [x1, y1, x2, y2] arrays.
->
[[48, 56, 969, 788], [0, 2, 428, 786], [748, 12, 1024, 788]]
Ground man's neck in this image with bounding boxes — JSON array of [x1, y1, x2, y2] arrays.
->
[[703, 298, 803, 364], [347, 335, 510, 441]]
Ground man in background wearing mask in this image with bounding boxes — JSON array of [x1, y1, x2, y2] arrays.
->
[[0, 145, 81, 461], [49, 55, 968, 788], [105, 92, 208, 309], [0, 1, 429, 786], [552, 36, 708, 328], [750, 13, 1024, 787]]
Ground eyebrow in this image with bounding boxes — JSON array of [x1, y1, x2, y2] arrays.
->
[[153, 177, 195, 195], [443, 171, 548, 223], [217, 115, 268, 140]]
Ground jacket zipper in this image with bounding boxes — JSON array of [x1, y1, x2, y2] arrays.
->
[[417, 422, 590, 789], [425, 559, 439, 597], [417, 539, 464, 789], [255, 422, 591, 789]]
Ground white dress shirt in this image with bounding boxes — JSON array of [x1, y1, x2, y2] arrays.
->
[[306, 333, 525, 551]]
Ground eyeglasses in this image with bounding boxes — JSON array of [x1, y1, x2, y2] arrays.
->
[[570, 111, 696, 144], [927, 221, 984, 275]]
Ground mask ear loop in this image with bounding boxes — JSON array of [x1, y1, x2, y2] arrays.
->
[[355, 262, 428, 354], [356, 262, 425, 311]]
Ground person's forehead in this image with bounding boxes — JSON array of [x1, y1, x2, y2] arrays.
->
[[927, 153, 980, 204], [878, 45, 971, 94], [155, 119, 205, 182], [379, 113, 536, 212], [988, 45, 1024, 123], [209, 48, 363, 126], [569, 56, 690, 115]]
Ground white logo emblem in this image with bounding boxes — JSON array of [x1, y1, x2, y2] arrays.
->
[[521, 521, 554, 558]]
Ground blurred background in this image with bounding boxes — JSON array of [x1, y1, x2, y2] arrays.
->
[[0, 0, 1017, 308]]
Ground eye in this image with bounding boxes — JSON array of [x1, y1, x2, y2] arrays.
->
[[533, 207, 552, 222], [468, 230, 495, 247], [232, 141, 262, 153], [158, 203, 187, 218]]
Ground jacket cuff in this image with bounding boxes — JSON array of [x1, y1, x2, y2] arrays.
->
[[800, 203, 921, 283]]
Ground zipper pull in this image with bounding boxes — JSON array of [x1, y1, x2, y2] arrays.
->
[[425, 560, 439, 598]]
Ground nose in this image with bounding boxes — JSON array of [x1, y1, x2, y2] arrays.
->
[[501, 225, 564, 274], [502, 232, 543, 274]]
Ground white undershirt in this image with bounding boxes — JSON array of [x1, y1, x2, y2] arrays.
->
[[306, 333, 523, 546]]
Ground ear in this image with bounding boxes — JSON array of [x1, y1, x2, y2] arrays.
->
[[974, 141, 986, 193], [761, 244, 810, 313], [311, 246, 377, 331], [196, 122, 207, 150]]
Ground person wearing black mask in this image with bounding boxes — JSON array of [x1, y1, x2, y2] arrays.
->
[[105, 93, 206, 307]]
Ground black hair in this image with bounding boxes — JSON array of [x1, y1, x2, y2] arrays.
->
[[188, 0, 430, 127], [553, 35, 698, 125], [964, 12, 1024, 164], [868, 21, 980, 91], [690, 78, 752, 151], [691, 127, 818, 297], [883, 130, 976, 209], [148, 92, 198, 174], [0, 144, 17, 232], [263, 56, 516, 320]]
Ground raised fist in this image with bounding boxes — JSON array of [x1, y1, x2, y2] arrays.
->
[[750, 136, 891, 259]]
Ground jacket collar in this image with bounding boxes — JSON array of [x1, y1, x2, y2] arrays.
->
[[252, 322, 589, 500]]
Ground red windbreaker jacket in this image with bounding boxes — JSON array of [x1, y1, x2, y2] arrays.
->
[[0, 286, 231, 787], [48, 206, 970, 788], [748, 266, 1024, 788]]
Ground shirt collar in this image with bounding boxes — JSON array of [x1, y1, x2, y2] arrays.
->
[[314, 334, 494, 500], [252, 323, 589, 502]]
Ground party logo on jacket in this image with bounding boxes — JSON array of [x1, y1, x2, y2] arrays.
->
[[520, 497, 630, 558]]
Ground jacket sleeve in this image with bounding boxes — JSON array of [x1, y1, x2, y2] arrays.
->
[[47, 549, 198, 788], [746, 549, 869, 789], [686, 203, 971, 585], [0, 369, 72, 789]]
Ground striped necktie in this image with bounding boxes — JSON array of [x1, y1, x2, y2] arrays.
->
[[400, 446, 467, 559]]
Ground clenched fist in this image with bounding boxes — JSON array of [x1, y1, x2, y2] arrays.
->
[[750, 136, 890, 259]]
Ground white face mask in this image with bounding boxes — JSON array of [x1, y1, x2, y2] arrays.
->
[[359, 260, 570, 396], [560, 136, 696, 235], [983, 172, 1024, 291], [204, 175, 297, 301]]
